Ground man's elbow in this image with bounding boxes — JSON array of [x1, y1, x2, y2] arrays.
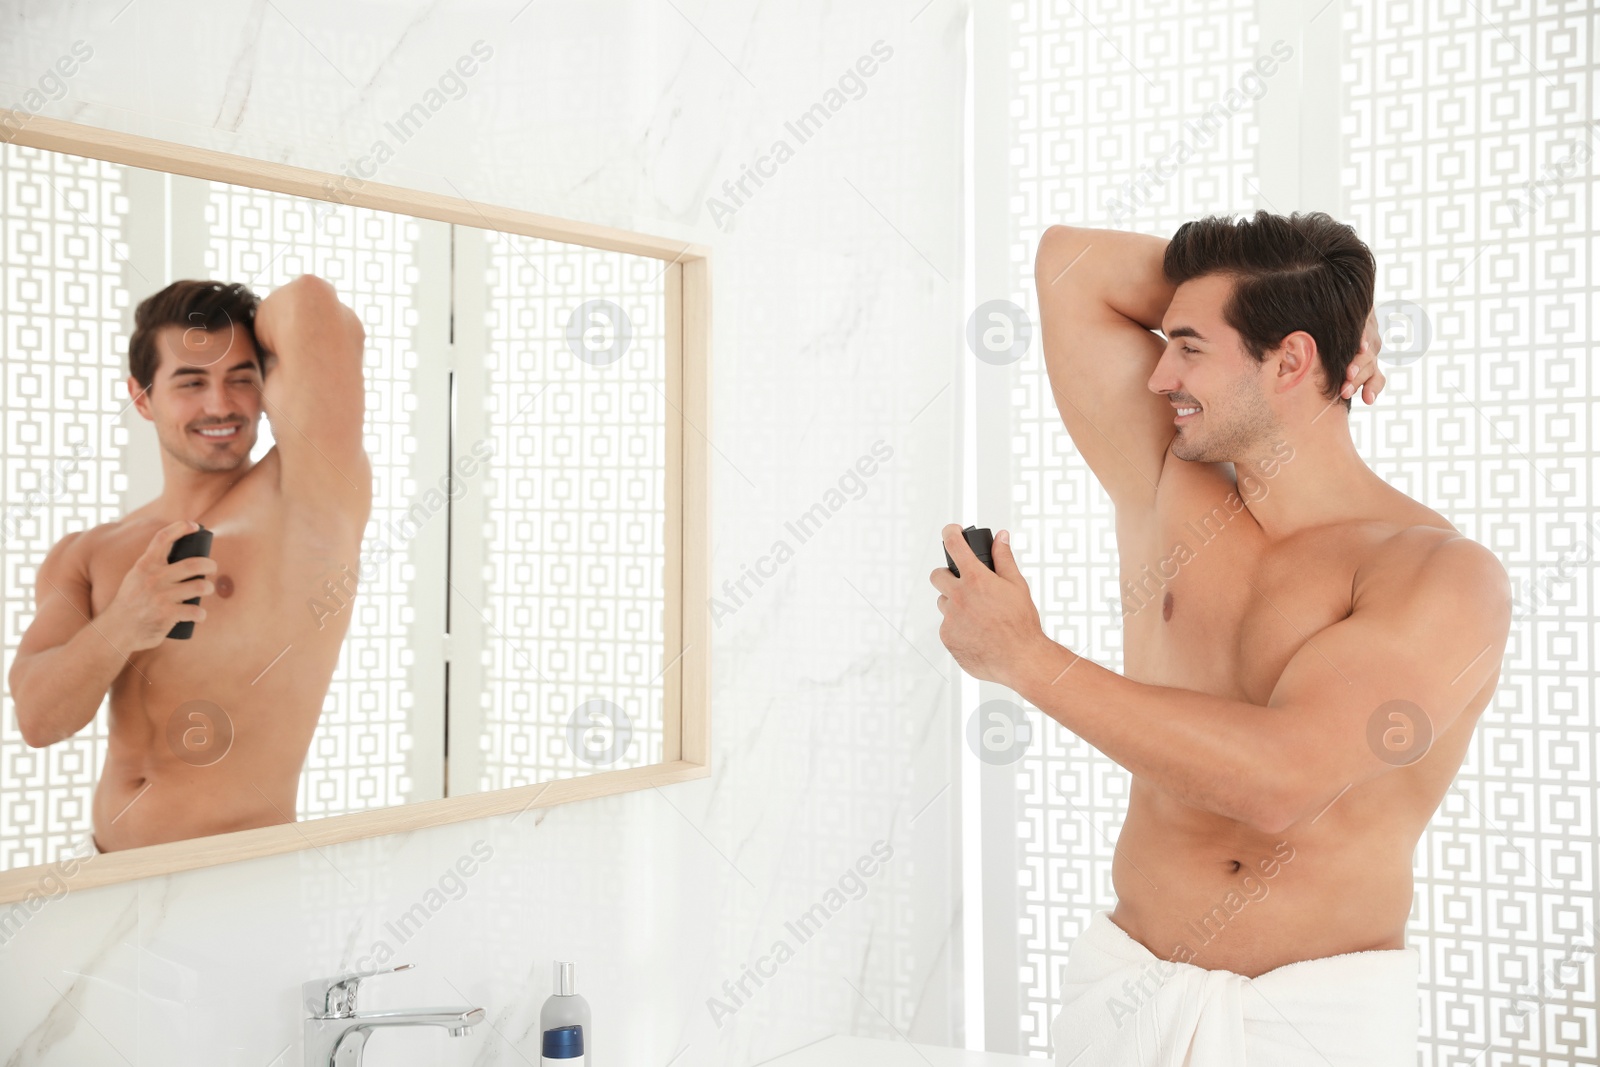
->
[[1249, 775, 1342, 836], [1232, 763, 1301, 835], [8, 675, 56, 748], [1035, 225, 1114, 315], [1035, 225, 1092, 284], [346, 307, 367, 349], [1247, 802, 1297, 837], [288, 272, 339, 302], [14, 706, 58, 749], [283, 275, 366, 358]]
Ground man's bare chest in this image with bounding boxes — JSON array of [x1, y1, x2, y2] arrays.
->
[[88, 502, 363, 682], [1117, 492, 1373, 705]]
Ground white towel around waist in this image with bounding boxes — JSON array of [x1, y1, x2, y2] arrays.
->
[[1050, 909, 1419, 1066]]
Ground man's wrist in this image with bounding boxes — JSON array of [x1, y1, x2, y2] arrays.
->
[[91, 602, 137, 655], [1002, 632, 1072, 698]]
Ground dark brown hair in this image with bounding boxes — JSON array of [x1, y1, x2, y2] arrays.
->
[[127, 280, 261, 391], [1163, 211, 1374, 410]]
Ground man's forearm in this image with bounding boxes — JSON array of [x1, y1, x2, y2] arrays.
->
[[1042, 225, 1174, 332], [11, 621, 132, 747], [1006, 637, 1295, 832]]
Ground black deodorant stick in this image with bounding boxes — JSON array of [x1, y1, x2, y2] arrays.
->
[[945, 525, 995, 578], [165, 524, 213, 640]]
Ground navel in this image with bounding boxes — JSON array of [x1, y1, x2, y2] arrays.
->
[[1162, 590, 1174, 622], [215, 574, 234, 598], [1228, 859, 1242, 873]]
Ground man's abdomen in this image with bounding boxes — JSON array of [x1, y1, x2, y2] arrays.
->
[[1107, 780, 1421, 978], [90, 753, 301, 851], [93, 631, 345, 851]]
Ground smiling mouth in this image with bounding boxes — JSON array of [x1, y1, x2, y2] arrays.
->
[[194, 424, 241, 440], [1173, 405, 1200, 423]]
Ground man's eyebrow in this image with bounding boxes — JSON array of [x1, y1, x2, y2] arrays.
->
[[167, 359, 260, 379], [1165, 325, 1206, 341]]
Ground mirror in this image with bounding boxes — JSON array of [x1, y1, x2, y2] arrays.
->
[[0, 133, 693, 877]]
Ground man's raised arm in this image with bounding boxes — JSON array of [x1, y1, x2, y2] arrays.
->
[[1033, 226, 1181, 513], [253, 274, 372, 510]]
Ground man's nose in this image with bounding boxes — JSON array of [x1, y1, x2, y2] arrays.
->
[[1147, 354, 1178, 395], [201, 382, 235, 414]]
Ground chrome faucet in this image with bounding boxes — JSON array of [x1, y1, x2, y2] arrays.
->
[[303, 962, 486, 1066]]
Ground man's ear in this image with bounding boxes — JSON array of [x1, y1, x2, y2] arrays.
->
[[127, 375, 154, 421], [1272, 330, 1322, 394]]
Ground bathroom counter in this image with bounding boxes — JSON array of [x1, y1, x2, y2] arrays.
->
[[764, 1036, 1041, 1065]]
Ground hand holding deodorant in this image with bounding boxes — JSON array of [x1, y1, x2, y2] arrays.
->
[[165, 523, 213, 639], [540, 961, 590, 1066], [944, 525, 995, 578]]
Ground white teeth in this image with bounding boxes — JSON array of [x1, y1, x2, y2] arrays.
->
[[197, 426, 237, 437], [1175, 407, 1199, 416]]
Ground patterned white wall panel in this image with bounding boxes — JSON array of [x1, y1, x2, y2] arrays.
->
[[0, 142, 126, 871], [1343, 3, 1597, 1062], [474, 233, 667, 787]]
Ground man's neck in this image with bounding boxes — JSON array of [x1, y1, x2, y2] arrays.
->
[[1237, 411, 1384, 539], [155, 450, 254, 520]]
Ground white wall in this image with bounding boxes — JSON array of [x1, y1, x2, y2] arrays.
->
[[0, 2, 969, 1063]]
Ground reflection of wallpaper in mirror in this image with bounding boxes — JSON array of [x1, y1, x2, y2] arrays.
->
[[0, 143, 126, 870], [469, 233, 667, 788], [202, 182, 440, 819]]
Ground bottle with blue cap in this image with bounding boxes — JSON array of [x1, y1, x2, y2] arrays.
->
[[541, 962, 591, 1063], [541, 1024, 583, 1066]]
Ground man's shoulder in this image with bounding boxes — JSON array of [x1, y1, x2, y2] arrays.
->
[[53, 513, 155, 557], [1355, 519, 1510, 614], [108, 506, 187, 540], [53, 513, 177, 578], [34, 519, 127, 590]]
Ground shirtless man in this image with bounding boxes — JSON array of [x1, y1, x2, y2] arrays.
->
[[934, 211, 1512, 1061], [7, 275, 371, 853]]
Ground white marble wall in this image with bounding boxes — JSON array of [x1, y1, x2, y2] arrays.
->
[[0, 1, 969, 1064]]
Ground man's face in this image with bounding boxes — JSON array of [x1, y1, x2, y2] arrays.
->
[[130, 323, 263, 473], [1150, 273, 1280, 464]]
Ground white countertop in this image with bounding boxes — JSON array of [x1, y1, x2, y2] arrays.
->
[[762, 1036, 1040, 1065]]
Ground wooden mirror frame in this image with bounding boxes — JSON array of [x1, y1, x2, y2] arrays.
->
[[0, 111, 710, 903]]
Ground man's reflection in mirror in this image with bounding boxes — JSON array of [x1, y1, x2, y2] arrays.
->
[[7, 276, 372, 852]]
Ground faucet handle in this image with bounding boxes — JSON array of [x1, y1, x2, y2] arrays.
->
[[302, 962, 415, 1017]]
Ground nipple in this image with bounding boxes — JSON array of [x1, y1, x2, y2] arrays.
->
[[215, 574, 234, 598]]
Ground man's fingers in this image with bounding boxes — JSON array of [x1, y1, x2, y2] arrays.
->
[[1342, 343, 1389, 401], [942, 523, 980, 575], [991, 531, 1023, 580], [144, 519, 198, 561]]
